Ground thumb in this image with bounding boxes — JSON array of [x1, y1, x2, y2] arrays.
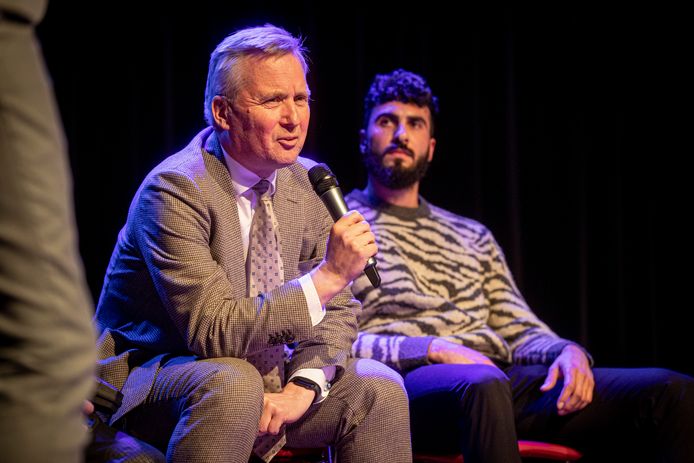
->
[[83, 400, 94, 416], [540, 365, 559, 392]]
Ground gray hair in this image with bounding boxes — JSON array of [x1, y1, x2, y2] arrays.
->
[[203, 24, 309, 127]]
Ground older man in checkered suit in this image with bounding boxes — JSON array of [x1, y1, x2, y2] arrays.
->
[[94, 24, 411, 463]]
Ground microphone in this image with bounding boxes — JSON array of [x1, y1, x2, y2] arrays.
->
[[308, 163, 381, 288]]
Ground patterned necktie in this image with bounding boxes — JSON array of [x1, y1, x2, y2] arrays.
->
[[245, 179, 287, 462]]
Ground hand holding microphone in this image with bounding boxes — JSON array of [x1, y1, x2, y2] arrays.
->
[[308, 164, 381, 288]]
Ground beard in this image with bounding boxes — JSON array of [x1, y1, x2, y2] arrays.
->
[[362, 144, 431, 189]]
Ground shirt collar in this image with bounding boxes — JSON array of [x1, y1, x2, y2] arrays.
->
[[221, 145, 277, 198]]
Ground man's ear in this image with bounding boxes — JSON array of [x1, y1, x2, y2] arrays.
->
[[359, 129, 368, 154], [428, 137, 437, 162], [211, 95, 231, 131]]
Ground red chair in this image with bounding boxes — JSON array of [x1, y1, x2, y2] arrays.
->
[[414, 440, 583, 462], [516, 441, 583, 461], [274, 447, 332, 463], [271, 440, 582, 462]]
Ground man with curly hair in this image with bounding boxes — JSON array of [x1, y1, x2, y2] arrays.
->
[[346, 68, 694, 462]]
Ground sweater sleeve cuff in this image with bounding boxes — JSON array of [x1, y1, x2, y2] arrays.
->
[[397, 336, 437, 372]]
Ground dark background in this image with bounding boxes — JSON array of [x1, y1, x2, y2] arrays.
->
[[37, 3, 692, 375]]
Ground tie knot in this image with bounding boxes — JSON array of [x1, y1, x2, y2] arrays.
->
[[252, 179, 271, 197]]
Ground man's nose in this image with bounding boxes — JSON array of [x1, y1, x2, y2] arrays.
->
[[281, 100, 301, 127], [393, 123, 408, 143]]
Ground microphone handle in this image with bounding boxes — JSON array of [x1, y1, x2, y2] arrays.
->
[[364, 260, 381, 287], [321, 187, 349, 220], [319, 188, 381, 288]]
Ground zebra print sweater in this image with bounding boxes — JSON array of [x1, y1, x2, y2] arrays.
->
[[346, 189, 584, 373]]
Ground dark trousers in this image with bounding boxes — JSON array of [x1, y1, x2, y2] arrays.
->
[[405, 364, 694, 463]]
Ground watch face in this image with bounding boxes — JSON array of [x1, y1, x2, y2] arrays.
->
[[290, 378, 323, 402]]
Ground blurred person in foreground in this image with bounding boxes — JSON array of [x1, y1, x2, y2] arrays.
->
[[0, 0, 95, 461]]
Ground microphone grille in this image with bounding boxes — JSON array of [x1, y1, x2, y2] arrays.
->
[[308, 163, 339, 195]]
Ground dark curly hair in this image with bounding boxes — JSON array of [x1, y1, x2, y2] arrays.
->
[[363, 69, 439, 134]]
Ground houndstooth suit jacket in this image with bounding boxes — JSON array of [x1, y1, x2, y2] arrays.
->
[[94, 127, 360, 424]]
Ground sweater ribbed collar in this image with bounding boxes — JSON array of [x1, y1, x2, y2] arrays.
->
[[348, 188, 430, 220]]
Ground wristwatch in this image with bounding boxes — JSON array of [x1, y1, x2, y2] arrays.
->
[[288, 376, 328, 404]]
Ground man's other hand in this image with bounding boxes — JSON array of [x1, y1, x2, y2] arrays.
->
[[427, 338, 497, 367], [258, 382, 315, 435], [540, 344, 594, 416]]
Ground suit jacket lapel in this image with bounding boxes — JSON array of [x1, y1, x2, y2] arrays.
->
[[203, 131, 247, 294]]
